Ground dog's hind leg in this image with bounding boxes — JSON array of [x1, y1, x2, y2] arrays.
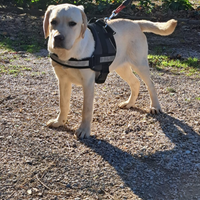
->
[[115, 65, 140, 109], [130, 59, 162, 114]]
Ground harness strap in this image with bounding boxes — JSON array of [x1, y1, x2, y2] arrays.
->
[[50, 53, 90, 69], [88, 20, 116, 83], [50, 53, 115, 69]]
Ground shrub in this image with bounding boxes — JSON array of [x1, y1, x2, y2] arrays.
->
[[162, 0, 193, 11], [0, 0, 194, 11]]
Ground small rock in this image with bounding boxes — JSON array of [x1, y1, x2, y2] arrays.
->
[[27, 189, 32, 195], [25, 160, 33, 165], [32, 188, 38, 192], [146, 132, 153, 137], [72, 143, 77, 148], [38, 192, 43, 196], [185, 150, 191, 154], [98, 189, 105, 194], [195, 163, 200, 170], [18, 51, 26, 54], [66, 184, 71, 188]]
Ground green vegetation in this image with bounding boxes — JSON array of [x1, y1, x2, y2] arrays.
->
[[138, 0, 156, 13], [0, 64, 32, 76], [0, 0, 195, 11], [166, 87, 176, 93], [1, 0, 122, 11], [0, 35, 43, 53], [148, 55, 200, 76], [162, 0, 193, 11]]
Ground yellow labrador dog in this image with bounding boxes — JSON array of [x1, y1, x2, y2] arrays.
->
[[43, 3, 177, 138]]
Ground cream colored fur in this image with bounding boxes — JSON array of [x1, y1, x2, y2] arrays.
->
[[43, 3, 177, 138]]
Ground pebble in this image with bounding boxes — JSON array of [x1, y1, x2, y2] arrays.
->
[[27, 189, 32, 195], [17, 51, 26, 54], [195, 163, 200, 170], [185, 150, 191, 154], [66, 184, 71, 188]]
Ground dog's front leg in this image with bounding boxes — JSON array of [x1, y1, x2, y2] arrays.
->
[[76, 71, 95, 138], [47, 78, 71, 128]]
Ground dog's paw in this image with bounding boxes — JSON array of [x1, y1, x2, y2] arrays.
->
[[118, 101, 135, 109], [46, 119, 64, 128], [75, 126, 91, 139], [150, 106, 162, 114]]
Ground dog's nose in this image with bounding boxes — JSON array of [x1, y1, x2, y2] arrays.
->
[[54, 34, 65, 48], [54, 35, 65, 43]]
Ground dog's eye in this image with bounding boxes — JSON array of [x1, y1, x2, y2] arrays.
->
[[51, 20, 57, 26], [69, 21, 77, 27]]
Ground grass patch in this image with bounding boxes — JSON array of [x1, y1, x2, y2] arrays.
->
[[166, 87, 176, 93], [148, 55, 200, 76], [0, 34, 44, 53], [0, 64, 32, 76]]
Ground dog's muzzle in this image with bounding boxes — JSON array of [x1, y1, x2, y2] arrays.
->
[[54, 34, 65, 48]]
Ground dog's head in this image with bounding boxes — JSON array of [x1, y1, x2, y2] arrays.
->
[[43, 4, 87, 51]]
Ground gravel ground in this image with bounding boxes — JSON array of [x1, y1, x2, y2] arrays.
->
[[0, 8, 200, 200]]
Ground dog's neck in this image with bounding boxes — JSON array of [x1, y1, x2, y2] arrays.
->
[[72, 28, 95, 60]]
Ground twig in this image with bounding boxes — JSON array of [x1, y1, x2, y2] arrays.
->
[[45, 191, 71, 196], [40, 161, 55, 178], [6, 191, 15, 200], [102, 189, 114, 200], [36, 174, 51, 190]]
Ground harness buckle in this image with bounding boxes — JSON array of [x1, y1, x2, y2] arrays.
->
[[104, 10, 118, 27]]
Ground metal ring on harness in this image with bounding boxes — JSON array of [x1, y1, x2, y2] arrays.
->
[[104, 0, 132, 26]]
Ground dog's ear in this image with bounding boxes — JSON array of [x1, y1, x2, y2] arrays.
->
[[43, 5, 54, 39], [78, 5, 87, 39]]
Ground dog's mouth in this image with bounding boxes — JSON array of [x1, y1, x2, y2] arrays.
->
[[54, 43, 65, 49]]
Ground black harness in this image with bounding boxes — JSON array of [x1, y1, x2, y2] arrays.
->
[[50, 19, 116, 84]]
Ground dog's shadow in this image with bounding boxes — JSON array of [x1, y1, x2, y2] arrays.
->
[[81, 112, 200, 200]]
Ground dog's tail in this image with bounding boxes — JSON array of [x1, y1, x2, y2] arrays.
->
[[136, 19, 177, 36]]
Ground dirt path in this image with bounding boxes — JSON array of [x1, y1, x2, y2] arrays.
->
[[0, 9, 200, 200]]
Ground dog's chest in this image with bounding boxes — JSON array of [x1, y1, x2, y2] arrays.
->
[[54, 65, 83, 85]]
